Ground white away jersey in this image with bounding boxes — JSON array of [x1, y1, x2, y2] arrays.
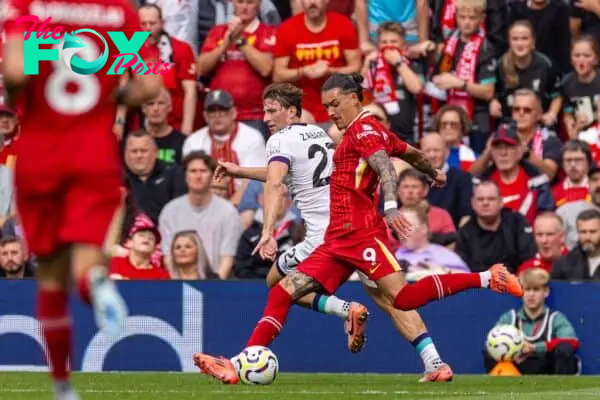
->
[[266, 123, 333, 237]]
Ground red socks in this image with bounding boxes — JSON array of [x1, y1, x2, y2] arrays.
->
[[38, 289, 71, 381], [246, 285, 294, 347], [394, 273, 481, 310]]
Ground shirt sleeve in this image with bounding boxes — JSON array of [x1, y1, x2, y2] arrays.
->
[[389, 133, 409, 157], [475, 42, 497, 85], [255, 25, 277, 54], [175, 40, 197, 81], [266, 135, 293, 165], [238, 180, 263, 212], [552, 311, 578, 340], [219, 205, 243, 256], [347, 123, 388, 160], [274, 21, 292, 58], [201, 26, 224, 53], [437, 209, 456, 234], [338, 15, 359, 50], [495, 310, 514, 326]]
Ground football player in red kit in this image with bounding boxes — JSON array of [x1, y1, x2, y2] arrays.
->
[[193, 73, 523, 384], [2, 0, 161, 398]]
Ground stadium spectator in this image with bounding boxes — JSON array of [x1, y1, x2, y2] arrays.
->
[[397, 169, 456, 247], [197, 0, 281, 50], [361, 21, 424, 144], [273, 0, 361, 128], [142, 89, 187, 165], [234, 186, 299, 279], [168, 230, 213, 280], [570, 0, 600, 41], [0, 105, 19, 168], [124, 131, 187, 223], [473, 123, 554, 225], [484, 268, 579, 375], [198, 0, 276, 138], [473, 90, 563, 181], [490, 21, 561, 126], [142, 0, 199, 50], [421, 133, 473, 227], [552, 140, 592, 208], [456, 180, 537, 273], [557, 165, 600, 249], [430, 0, 508, 55], [395, 208, 470, 281], [562, 35, 600, 139], [517, 212, 567, 276], [139, 4, 197, 133], [431, 0, 496, 153], [429, 105, 477, 171], [159, 151, 243, 280], [508, 0, 571, 75], [578, 107, 600, 163], [0, 236, 34, 279], [552, 208, 600, 280], [183, 90, 266, 204], [109, 215, 170, 280], [0, 162, 13, 226]]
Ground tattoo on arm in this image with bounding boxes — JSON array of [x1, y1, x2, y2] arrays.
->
[[401, 148, 437, 180], [367, 150, 398, 204], [280, 270, 324, 301]]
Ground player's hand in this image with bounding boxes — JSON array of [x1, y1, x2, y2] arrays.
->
[[303, 60, 330, 79], [384, 209, 414, 240], [431, 169, 447, 188], [214, 160, 241, 181], [253, 233, 278, 260]]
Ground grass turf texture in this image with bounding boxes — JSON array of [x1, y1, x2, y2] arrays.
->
[[0, 373, 598, 400]]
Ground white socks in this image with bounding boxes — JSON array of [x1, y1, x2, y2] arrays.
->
[[479, 271, 492, 288]]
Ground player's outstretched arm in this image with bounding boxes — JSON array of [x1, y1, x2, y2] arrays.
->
[[215, 161, 268, 182], [116, 73, 162, 108], [399, 145, 447, 187], [367, 150, 414, 238]]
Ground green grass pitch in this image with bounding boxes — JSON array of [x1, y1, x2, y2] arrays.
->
[[0, 372, 598, 400]]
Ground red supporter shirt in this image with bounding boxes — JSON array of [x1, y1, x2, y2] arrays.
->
[[275, 13, 359, 122], [109, 256, 170, 280], [490, 168, 538, 224], [161, 35, 196, 130], [202, 20, 276, 121], [517, 247, 568, 276], [0, 137, 19, 168], [552, 178, 589, 208], [3, 0, 157, 174], [326, 111, 407, 239]]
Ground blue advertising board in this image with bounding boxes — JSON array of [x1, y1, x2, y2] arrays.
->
[[0, 280, 598, 374]]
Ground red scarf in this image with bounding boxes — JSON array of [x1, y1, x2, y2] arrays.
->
[[526, 128, 544, 158], [210, 124, 240, 197], [365, 46, 407, 104], [440, 29, 485, 118], [440, 0, 486, 40]]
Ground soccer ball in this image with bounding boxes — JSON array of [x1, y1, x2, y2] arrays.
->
[[486, 325, 525, 361], [234, 346, 279, 385]]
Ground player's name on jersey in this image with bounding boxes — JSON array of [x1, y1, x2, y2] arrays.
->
[[290, 126, 328, 141]]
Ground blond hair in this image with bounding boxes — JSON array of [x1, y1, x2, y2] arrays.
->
[[520, 268, 550, 289], [455, 0, 486, 12], [503, 20, 535, 90]]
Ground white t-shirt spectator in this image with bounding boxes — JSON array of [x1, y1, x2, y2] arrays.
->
[[159, 194, 242, 276], [144, 0, 199, 52], [183, 121, 266, 167]]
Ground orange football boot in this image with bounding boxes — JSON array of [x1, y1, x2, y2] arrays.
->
[[489, 264, 524, 297], [345, 302, 369, 353], [193, 353, 240, 384], [419, 363, 454, 382]]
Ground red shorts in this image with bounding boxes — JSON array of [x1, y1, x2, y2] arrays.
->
[[297, 229, 402, 294], [15, 170, 122, 256]]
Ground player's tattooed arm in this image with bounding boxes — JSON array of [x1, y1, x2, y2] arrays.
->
[[400, 146, 438, 181], [280, 271, 324, 301], [366, 150, 398, 205]]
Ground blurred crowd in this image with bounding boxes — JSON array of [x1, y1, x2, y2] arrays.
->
[[1, 0, 600, 292]]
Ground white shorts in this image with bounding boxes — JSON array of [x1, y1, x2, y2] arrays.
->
[[276, 235, 322, 276]]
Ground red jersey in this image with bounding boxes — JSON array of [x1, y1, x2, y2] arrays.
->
[[326, 111, 407, 239], [3, 0, 156, 174], [516, 247, 568, 276], [552, 178, 589, 207], [275, 13, 359, 122], [160, 35, 196, 130], [109, 256, 170, 280], [202, 21, 276, 121]]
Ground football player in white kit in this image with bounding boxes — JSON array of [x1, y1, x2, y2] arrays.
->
[[215, 83, 452, 380]]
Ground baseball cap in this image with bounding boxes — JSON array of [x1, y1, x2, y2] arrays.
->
[[491, 123, 520, 146], [204, 90, 234, 110], [128, 213, 161, 243]]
